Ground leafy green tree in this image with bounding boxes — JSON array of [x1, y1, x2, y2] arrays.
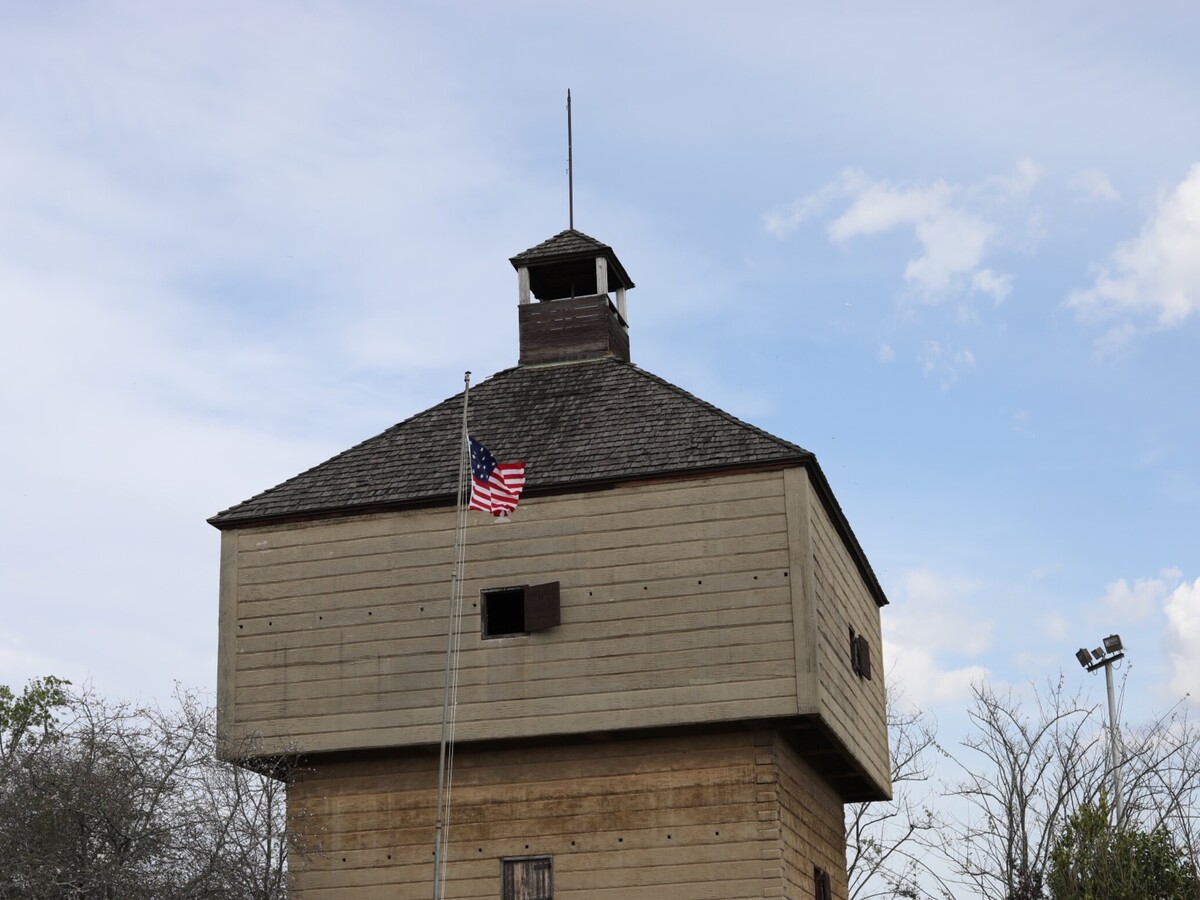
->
[[1048, 797, 1200, 900], [0, 675, 70, 762]]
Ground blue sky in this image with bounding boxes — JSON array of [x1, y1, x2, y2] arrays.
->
[[1, 1, 1197, 744]]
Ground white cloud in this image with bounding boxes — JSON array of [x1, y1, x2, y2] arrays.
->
[[1071, 167, 1121, 203], [828, 176, 993, 296], [971, 267, 1013, 302], [917, 340, 975, 388], [1068, 162, 1200, 332], [1164, 577, 1200, 700], [762, 179, 844, 236], [884, 638, 988, 707], [766, 161, 1039, 300], [884, 569, 992, 709], [987, 157, 1042, 200], [896, 569, 992, 654], [1028, 562, 1062, 581], [1040, 612, 1070, 640], [1099, 567, 1182, 623], [878, 343, 895, 363]]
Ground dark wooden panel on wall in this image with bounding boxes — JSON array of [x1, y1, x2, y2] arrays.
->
[[518, 295, 630, 365]]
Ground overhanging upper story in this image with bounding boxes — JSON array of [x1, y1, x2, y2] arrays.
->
[[210, 230, 891, 802]]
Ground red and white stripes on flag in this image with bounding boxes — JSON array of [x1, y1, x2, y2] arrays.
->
[[468, 436, 526, 517]]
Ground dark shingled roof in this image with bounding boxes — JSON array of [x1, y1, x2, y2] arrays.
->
[[510, 228, 609, 264], [210, 357, 806, 523], [510, 228, 634, 290], [208, 357, 886, 606]]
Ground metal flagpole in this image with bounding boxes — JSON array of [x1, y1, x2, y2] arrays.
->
[[432, 371, 471, 900]]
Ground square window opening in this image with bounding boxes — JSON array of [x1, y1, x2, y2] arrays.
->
[[483, 588, 527, 638], [481, 582, 561, 639]]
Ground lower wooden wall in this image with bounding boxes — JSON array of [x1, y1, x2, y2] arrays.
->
[[773, 734, 850, 900], [287, 729, 847, 899]]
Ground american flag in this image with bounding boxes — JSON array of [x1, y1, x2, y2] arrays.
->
[[468, 436, 526, 517]]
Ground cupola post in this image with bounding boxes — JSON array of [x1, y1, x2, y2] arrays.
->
[[517, 266, 531, 305]]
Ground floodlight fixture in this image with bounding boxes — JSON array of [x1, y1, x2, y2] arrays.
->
[[1073, 632, 1128, 826]]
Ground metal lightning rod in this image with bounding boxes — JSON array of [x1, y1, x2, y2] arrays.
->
[[567, 89, 574, 230]]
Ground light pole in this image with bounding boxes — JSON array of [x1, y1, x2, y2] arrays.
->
[[1075, 634, 1125, 824]]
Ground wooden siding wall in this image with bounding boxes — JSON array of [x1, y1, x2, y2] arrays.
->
[[287, 730, 839, 900], [517, 294, 630, 365], [804, 476, 890, 795], [773, 734, 850, 900], [218, 471, 800, 757]]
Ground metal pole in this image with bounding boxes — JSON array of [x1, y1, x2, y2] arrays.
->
[[1104, 660, 1124, 824], [567, 89, 574, 230], [432, 372, 471, 900]]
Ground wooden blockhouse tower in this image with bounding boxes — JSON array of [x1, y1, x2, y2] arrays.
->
[[211, 228, 890, 899]]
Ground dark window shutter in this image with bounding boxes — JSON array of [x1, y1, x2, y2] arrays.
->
[[503, 857, 553, 900], [814, 866, 832, 900], [857, 635, 872, 680], [849, 627, 860, 675], [523, 582, 561, 632]]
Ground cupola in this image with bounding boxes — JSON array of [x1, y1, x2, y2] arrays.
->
[[509, 228, 635, 365]]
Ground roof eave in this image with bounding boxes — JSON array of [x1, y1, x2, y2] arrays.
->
[[207, 456, 811, 532], [508, 247, 635, 291], [801, 457, 889, 608]]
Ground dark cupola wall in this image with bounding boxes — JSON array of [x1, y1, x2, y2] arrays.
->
[[509, 228, 635, 366]]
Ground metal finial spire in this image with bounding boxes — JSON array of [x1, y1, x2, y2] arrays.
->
[[567, 89, 574, 230]]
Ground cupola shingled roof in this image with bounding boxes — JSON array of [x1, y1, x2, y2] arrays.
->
[[208, 356, 887, 607], [510, 228, 634, 291]]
